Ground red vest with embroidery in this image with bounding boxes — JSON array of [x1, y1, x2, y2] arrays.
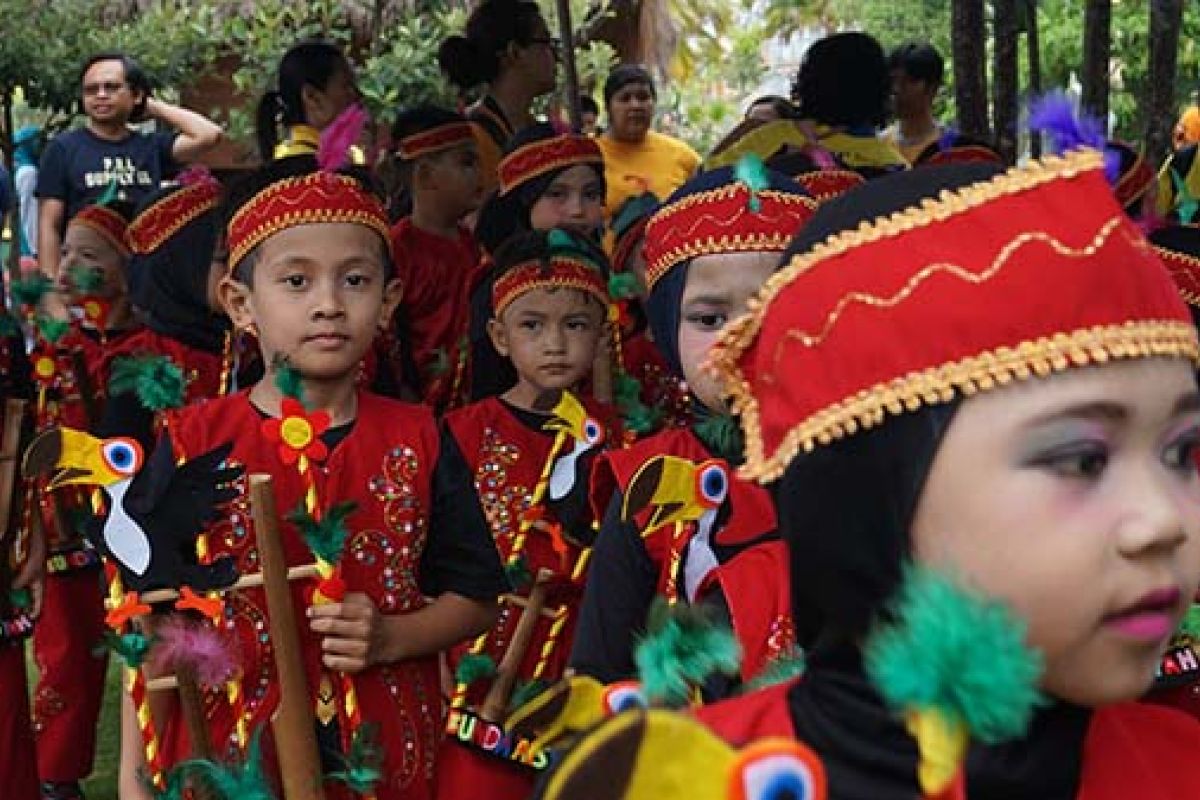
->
[[164, 390, 441, 800], [444, 397, 611, 715]]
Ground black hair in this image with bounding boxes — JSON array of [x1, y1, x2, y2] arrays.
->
[[79, 52, 151, 118], [603, 64, 656, 108], [792, 32, 891, 129], [887, 42, 945, 86], [255, 39, 351, 161], [747, 94, 796, 120], [221, 157, 393, 285], [438, 0, 545, 91], [579, 95, 600, 117], [773, 162, 1003, 645], [493, 226, 609, 284]]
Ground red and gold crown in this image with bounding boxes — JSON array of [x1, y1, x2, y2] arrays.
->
[[70, 205, 130, 256], [227, 171, 390, 268], [127, 180, 220, 255], [791, 169, 866, 203], [642, 173, 816, 292], [498, 134, 602, 196], [493, 256, 609, 317], [710, 149, 1200, 482], [1150, 226, 1200, 308], [398, 121, 475, 161]]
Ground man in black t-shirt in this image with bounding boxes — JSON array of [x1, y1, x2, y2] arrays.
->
[[36, 52, 222, 283]]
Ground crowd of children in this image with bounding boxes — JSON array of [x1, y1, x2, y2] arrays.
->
[[6, 6, 1200, 800]]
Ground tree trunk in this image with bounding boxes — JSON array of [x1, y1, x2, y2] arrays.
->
[[992, 0, 1019, 164], [1145, 0, 1184, 166], [1080, 0, 1111, 125], [951, 0, 990, 139], [1027, 0, 1043, 157], [2, 93, 17, 279], [590, 0, 643, 64]]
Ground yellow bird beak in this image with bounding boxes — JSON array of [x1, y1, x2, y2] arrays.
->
[[23, 427, 122, 491], [543, 391, 590, 441]]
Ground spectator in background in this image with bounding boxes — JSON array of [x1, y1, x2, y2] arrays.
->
[[36, 51, 222, 283], [884, 41, 945, 164], [596, 65, 700, 217], [745, 95, 795, 124], [255, 39, 360, 163], [13, 126, 40, 257], [580, 94, 601, 135]]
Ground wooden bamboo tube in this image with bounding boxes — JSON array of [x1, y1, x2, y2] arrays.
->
[[175, 665, 213, 761], [479, 570, 553, 722], [113, 564, 323, 608], [0, 399, 27, 538], [250, 473, 324, 800]]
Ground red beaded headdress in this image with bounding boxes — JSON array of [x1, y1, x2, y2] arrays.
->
[[398, 122, 475, 161], [493, 256, 609, 318], [710, 149, 1200, 482], [70, 204, 131, 256], [641, 166, 816, 292], [226, 171, 390, 268], [498, 134, 602, 197], [127, 179, 221, 255]]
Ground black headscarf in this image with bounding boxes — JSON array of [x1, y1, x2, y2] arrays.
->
[[128, 184, 229, 353], [770, 163, 1091, 799]]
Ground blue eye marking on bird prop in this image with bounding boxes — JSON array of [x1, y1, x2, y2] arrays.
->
[[696, 460, 729, 508], [583, 417, 604, 447], [102, 437, 144, 477], [602, 681, 648, 716], [732, 740, 827, 800]]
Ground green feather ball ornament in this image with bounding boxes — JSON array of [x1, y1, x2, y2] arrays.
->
[[864, 564, 1045, 744], [34, 316, 71, 345], [634, 598, 741, 707], [327, 723, 383, 795], [608, 272, 641, 301], [97, 630, 154, 669], [170, 728, 276, 800], [10, 272, 52, 308], [455, 652, 497, 686], [287, 501, 357, 565], [734, 154, 770, 213], [109, 355, 187, 412]]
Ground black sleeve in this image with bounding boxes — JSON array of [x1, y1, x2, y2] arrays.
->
[[567, 492, 658, 683], [35, 137, 68, 201], [157, 130, 181, 174], [419, 426, 509, 601]]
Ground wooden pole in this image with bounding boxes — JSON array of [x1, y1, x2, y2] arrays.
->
[[479, 570, 553, 722], [0, 399, 27, 539], [555, 0, 582, 133], [250, 473, 324, 800]]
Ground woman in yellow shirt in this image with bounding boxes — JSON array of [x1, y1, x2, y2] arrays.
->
[[596, 65, 701, 215]]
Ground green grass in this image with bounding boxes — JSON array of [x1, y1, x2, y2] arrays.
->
[[26, 649, 122, 800]]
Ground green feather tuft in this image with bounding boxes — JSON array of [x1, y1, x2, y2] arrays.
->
[[10, 272, 52, 308], [67, 265, 105, 294], [734, 154, 769, 213], [287, 501, 357, 565], [1175, 604, 1200, 642], [171, 728, 276, 800], [614, 372, 661, 434], [97, 630, 154, 669], [504, 555, 532, 591], [272, 356, 306, 405], [1172, 169, 1200, 224], [109, 355, 187, 412], [744, 648, 807, 692], [692, 413, 744, 462], [608, 272, 641, 301], [634, 598, 741, 707], [864, 564, 1045, 744], [35, 316, 71, 345], [327, 723, 383, 795], [95, 180, 120, 207], [455, 652, 497, 685], [509, 678, 550, 713]]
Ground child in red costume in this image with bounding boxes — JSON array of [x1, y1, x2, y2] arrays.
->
[[117, 159, 506, 800], [389, 107, 483, 412], [570, 164, 816, 697], [26, 201, 139, 800], [438, 229, 617, 800], [691, 153, 1200, 798]]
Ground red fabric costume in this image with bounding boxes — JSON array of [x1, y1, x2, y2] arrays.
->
[[390, 219, 479, 411], [437, 396, 612, 800], [696, 681, 1200, 799], [102, 328, 228, 403], [162, 390, 445, 800], [588, 427, 794, 683]]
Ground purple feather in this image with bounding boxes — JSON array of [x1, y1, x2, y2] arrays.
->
[[177, 165, 217, 188], [151, 616, 239, 689], [1028, 91, 1106, 154], [937, 126, 960, 153], [318, 103, 369, 171]]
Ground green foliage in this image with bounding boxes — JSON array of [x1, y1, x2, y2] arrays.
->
[[358, 9, 464, 121], [864, 564, 1044, 744]]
